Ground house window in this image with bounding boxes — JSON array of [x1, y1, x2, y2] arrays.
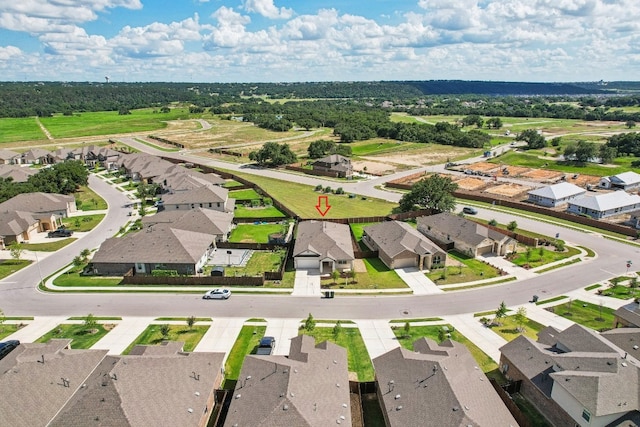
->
[[199, 203, 203, 208], [191, 204, 195, 209], [217, 202, 221, 207], [581, 409, 590, 422], [209, 203, 212, 208], [337, 260, 348, 265], [433, 255, 441, 265]]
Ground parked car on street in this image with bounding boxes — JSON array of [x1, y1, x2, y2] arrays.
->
[[47, 228, 73, 238], [462, 206, 478, 215], [256, 336, 275, 355], [0, 340, 20, 361], [203, 288, 231, 300]]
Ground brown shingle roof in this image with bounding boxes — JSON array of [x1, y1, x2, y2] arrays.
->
[[142, 207, 233, 236], [224, 335, 352, 427], [0, 192, 74, 214], [161, 184, 229, 206], [0, 210, 38, 236], [363, 221, 442, 258], [417, 212, 510, 247], [293, 221, 355, 261], [374, 338, 518, 427]]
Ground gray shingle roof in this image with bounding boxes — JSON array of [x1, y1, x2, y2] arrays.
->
[[92, 224, 215, 264], [161, 184, 229, 206], [0, 210, 38, 236], [527, 182, 586, 199], [417, 212, 509, 247], [224, 335, 351, 427], [0, 164, 38, 182], [293, 221, 355, 261], [0, 149, 20, 161], [0, 192, 74, 214], [142, 207, 233, 236], [374, 338, 518, 427], [500, 324, 640, 417], [363, 221, 442, 258]]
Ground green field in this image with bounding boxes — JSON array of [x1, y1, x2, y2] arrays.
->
[[322, 258, 407, 289], [38, 108, 192, 139], [222, 250, 286, 277], [229, 188, 263, 200], [0, 117, 46, 143], [487, 314, 545, 341], [231, 171, 396, 218], [234, 205, 287, 218], [228, 223, 287, 243], [0, 259, 32, 280], [548, 299, 615, 331], [0, 324, 21, 340]]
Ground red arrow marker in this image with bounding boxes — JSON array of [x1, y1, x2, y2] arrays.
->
[[315, 195, 331, 217]]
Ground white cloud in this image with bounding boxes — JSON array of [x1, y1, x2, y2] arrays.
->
[[243, 0, 293, 19], [0, 45, 21, 60]]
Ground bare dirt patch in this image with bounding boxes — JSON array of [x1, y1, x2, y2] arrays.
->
[[454, 177, 487, 191], [484, 183, 529, 197], [352, 160, 400, 175], [361, 149, 466, 167], [520, 169, 564, 182], [498, 166, 530, 177], [465, 162, 500, 173]]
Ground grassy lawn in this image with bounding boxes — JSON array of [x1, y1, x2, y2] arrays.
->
[[547, 299, 615, 331], [0, 117, 46, 142], [74, 185, 108, 211], [53, 271, 122, 287], [598, 284, 640, 300], [427, 251, 501, 285], [486, 315, 545, 341], [38, 108, 192, 138], [0, 259, 32, 280], [223, 250, 286, 277], [228, 223, 287, 243], [508, 246, 581, 268], [61, 214, 105, 232], [224, 180, 245, 188], [22, 239, 77, 251], [300, 327, 374, 381], [122, 324, 210, 355], [229, 188, 262, 200], [224, 325, 266, 381], [349, 222, 380, 241], [231, 170, 397, 218], [392, 324, 504, 383], [234, 205, 287, 219], [322, 258, 407, 289], [0, 324, 22, 340], [36, 323, 113, 349]]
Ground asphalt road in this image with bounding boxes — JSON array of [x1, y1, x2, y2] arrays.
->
[[1, 146, 637, 319]]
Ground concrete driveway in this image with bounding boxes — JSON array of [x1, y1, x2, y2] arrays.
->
[[395, 267, 443, 295]]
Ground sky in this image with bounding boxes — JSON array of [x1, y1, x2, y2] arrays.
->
[[0, 0, 639, 83]]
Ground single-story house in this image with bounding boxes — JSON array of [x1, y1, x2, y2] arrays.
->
[[417, 212, 517, 257], [374, 338, 518, 427], [0, 164, 39, 182], [0, 339, 224, 427], [567, 191, 640, 219], [15, 148, 52, 165], [311, 154, 353, 178], [613, 301, 640, 328], [293, 221, 354, 272], [599, 171, 640, 191], [117, 153, 174, 183], [527, 182, 587, 208], [0, 192, 76, 219], [0, 149, 20, 164], [142, 207, 233, 244], [362, 221, 445, 270], [91, 224, 216, 276], [500, 324, 640, 427], [224, 335, 351, 427], [0, 211, 42, 244], [160, 184, 234, 213]]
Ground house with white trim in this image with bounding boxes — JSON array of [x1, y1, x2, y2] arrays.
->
[[599, 171, 640, 191], [293, 221, 354, 273], [567, 192, 640, 219], [527, 182, 587, 208]]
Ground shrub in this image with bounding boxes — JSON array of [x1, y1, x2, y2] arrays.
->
[[151, 269, 179, 277], [324, 186, 332, 193], [336, 187, 344, 195], [488, 219, 498, 226], [314, 185, 323, 191]]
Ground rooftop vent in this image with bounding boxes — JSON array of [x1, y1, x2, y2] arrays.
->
[[194, 392, 200, 396], [342, 403, 347, 408], [283, 404, 289, 411], [235, 394, 241, 399], [395, 394, 401, 400], [634, 345, 639, 350], [396, 406, 403, 411], [187, 408, 193, 414]]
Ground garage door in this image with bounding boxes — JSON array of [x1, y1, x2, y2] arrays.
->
[[295, 258, 320, 270]]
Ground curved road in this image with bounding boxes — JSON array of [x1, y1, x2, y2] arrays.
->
[[1, 163, 637, 320]]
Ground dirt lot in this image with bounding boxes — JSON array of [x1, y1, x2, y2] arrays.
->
[[361, 149, 465, 168], [464, 162, 500, 173], [352, 160, 402, 175], [484, 183, 529, 197], [567, 174, 602, 187], [454, 177, 487, 191], [498, 166, 530, 177], [520, 169, 564, 182]]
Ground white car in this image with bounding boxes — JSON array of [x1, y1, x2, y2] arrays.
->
[[203, 288, 231, 300]]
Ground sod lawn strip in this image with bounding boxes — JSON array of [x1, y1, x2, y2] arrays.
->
[[299, 327, 374, 382], [122, 324, 210, 355], [61, 214, 105, 232], [0, 260, 32, 280], [427, 250, 501, 285], [222, 250, 286, 277], [486, 315, 545, 342], [233, 205, 287, 218], [0, 324, 22, 340], [229, 188, 263, 200], [321, 258, 407, 290], [22, 239, 77, 252], [224, 325, 267, 382], [35, 323, 113, 349], [509, 246, 581, 268], [53, 272, 122, 287], [597, 284, 640, 300], [548, 299, 615, 331]]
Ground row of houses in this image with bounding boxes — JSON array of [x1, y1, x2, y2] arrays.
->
[[291, 214, 516, 275], [528, 181, 640, 220], [1, 332, 521, 427]]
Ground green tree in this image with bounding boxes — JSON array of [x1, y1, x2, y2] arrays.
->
[[9, 242, 23, 261], [187, 316, 196, 330], [72, 256, 84, 273], [348, 269, 357, 283], [627, 120, 636, 129], [599, 144, 617, 164], [488, 219, 498, 226], [160, 324, 170, 339], [516, 129, 546, 149], [403, 322, 411, 338], [494, 301, 508, 324], [331, 270, 340, 284], [304, 313, 316, 332], [249, 142, 297, 166], [515, 307, 527, 332], [507, 221, 518, 232], [461, 114, 484, 128], [398, 174, 458, 213], [307, 140, 335, 158], [80, 248, 91, 263], [486, 117, 503, 129], [84, 313, 97, 331], [332, 321, 342, 340]]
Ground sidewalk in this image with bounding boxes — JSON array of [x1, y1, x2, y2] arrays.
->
[[355, 319, 400, 359], [91, 317, 155, 355], [193, 318, 245, 363], [264, 318, 302, 355], [479, 254, 538, 280], [3, 316, 66, 343], [395, 267, 442, 295], [444, 314, 507, 363]]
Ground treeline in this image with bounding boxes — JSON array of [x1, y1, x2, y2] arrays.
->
[[0, 161, 88, 203]]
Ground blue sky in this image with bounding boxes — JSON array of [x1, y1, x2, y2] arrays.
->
[[0, 0, 638, 83]]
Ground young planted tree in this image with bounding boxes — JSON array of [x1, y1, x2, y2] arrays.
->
[[9, 242, 23, 262], [160, 324, 171, 339], [403, 322, 411, 339], [332, 321, 343, 340], [84, 313, 98, 332], [514, 307, 527, 332], [80, 248, 91, 262], [187, 316, 196, 330], [331, 270, 340, 284], [304, 313, 316, 332], [507, 221, 518, 232], [494, 301, 508, 325]]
